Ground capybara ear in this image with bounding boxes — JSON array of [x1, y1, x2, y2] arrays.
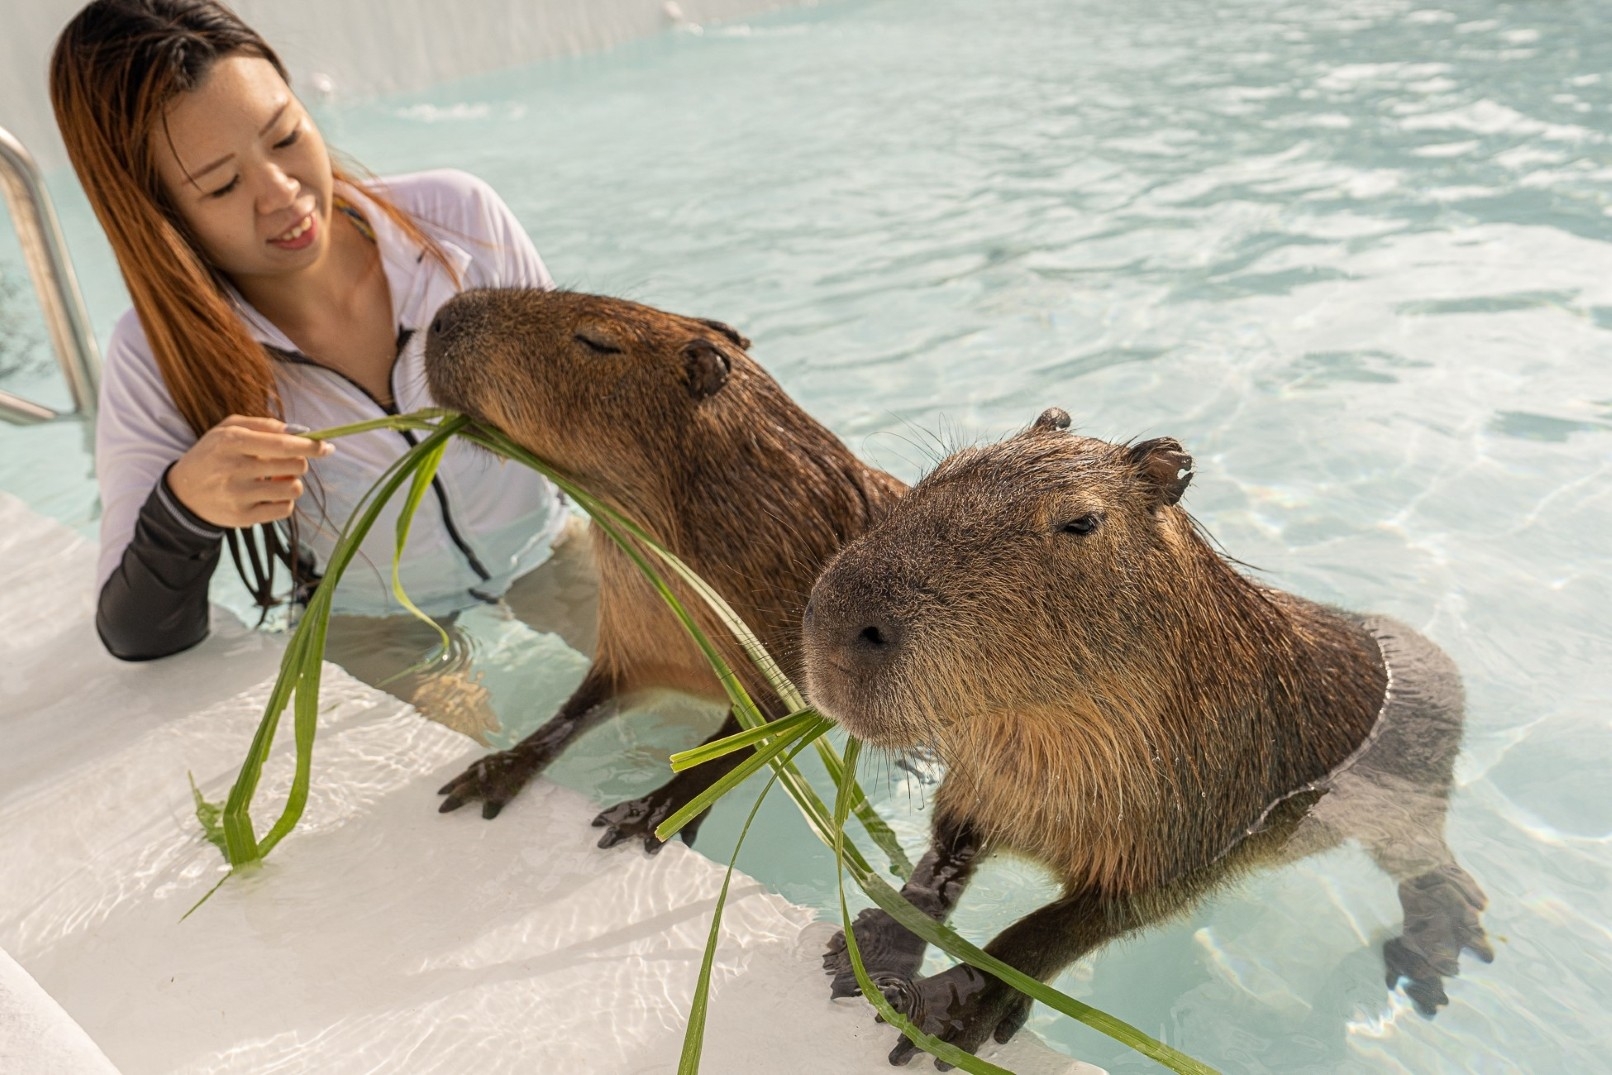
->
[[684, 339, 732, 400], [696, 318, 751, 351], [1032, 407, 1072, 433], [1129, 437, 1193, 506]]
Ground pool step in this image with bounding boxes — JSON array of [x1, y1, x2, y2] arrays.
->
[[0, 491, 1104, 1075]]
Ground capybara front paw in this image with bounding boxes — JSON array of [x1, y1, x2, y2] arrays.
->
[[823, 907, 929, 999], [437, 749, 544, 819], [1385, 863, 1494, 1016], [875, 964, 1027, 1069], [592, 786, 703, 853]]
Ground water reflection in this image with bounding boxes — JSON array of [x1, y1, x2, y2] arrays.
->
[[324, 515, 598, 745]]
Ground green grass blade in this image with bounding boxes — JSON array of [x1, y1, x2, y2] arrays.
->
[[218, 623, 307, 862], [390, 436, 453, 654], [832, 740, 1014, 1074], [668, 709, 821, 771], [301, 409, 455, 441], [217, 414, 469, 866], [655, 715, 830, 842], [843, 861, 1219, 1074], [208, 408, 1217, 1075], [458, 425, 910, 878], [457, 428, 772, 729], [676, 735, 816, 1075], [188, 772, 226, 855]]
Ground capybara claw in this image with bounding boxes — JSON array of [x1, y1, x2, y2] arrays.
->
[[875, 975, 922, 1018], [1385, 863, 1492, 1016], [992, 996, 1031, 1044], [435, 749, 544, 819], [591, 788, 689, 854], [822, 910, 929, 1001], [876, 964, 1015, 1068]]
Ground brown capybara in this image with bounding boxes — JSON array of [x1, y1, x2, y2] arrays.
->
[[423, 287, 905, 850], [802, 408, 1492, 1066]]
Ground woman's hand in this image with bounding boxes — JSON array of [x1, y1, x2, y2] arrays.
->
[[167, 415, 333, 529]]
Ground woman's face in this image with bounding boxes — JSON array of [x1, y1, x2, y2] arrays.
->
[[152, 54, 335, 288]]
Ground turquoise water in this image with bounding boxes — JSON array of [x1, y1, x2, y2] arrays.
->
[[4, 0, 1611, 1070]]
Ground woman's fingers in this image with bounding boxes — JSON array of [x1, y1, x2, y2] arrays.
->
[[217, 414, 289, 433], [221, 425, 333, 463], [240, 453, 313, 480], [168, 415, 334, 528], [239, 497, 300, 526], [236, 474, 304, 499]]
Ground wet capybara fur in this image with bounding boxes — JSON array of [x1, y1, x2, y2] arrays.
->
[[424, 287, 903, 849], [803, 408, 1492, 1066]]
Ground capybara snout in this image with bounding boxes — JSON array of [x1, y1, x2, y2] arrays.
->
[[423, 288, 752, 479]]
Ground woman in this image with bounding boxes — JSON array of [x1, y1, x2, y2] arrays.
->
[[51, 0, 583, 667]]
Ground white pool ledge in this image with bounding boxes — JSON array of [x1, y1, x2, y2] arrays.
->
[[0, 491, 1100, 1074]]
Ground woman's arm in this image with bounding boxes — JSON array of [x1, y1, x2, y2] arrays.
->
[[95, 316, 328, 659]]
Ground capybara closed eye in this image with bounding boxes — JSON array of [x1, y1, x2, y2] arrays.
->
[[425, 287, 905, 850], [803, 408, 1492, 1065]]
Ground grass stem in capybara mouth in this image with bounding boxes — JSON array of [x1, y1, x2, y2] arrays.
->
[[424, 286, 906, 851]]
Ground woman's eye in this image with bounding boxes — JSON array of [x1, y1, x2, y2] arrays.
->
[[273, 126, 301, 150], [574, 333, 622, 354], [1061, 514, 1101, 536], [207, 176, 241, 199]]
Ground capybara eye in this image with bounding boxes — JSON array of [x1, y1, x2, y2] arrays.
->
[[574, 333, 623, 355], [1061, 514, 1101, 536]]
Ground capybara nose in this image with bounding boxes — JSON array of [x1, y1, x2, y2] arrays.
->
[[809, 596, 904, 675], [850, 615, 903, 662], [427, 302, 462, 348]]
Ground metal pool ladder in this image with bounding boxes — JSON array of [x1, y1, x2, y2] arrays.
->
[[0, 125, 100, 425]]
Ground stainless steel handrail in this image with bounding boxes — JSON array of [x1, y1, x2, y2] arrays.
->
[[0, 125, 101, 426]]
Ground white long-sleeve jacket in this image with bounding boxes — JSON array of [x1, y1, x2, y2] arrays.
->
[[94, 169, 567, 618]]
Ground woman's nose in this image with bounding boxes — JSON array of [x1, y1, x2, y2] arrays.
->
[[257, 164, 299, 210]]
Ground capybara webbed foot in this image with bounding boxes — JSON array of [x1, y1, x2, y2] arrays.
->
[[437, 748, 546, 819], [592, 783, 707, 854], [1384, 863, 1494, 1016], [823, 906, 930, 999], [875, 964, 1030, 1069], [881, 964, 1030, 1069]]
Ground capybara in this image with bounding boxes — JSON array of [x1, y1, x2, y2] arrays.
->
[[423, 288, 905, 849], [802, 408, 1492, 1066]]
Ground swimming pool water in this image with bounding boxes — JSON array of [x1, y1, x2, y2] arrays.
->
[[3, 0, 1610, 1070]]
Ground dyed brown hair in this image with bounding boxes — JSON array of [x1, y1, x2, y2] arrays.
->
[[49, 0, 454, 435]]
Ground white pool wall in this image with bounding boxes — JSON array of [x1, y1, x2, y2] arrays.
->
[[4, 0, 814, 170]]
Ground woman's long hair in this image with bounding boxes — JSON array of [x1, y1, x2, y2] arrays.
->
[[51, 0, 456, 612]]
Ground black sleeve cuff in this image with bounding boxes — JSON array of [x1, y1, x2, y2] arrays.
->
[[153, 465, 226, 546], [96, 466, 224, 661]]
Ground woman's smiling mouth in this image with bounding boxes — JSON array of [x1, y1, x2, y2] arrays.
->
[[268, 210, 317, 250]]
